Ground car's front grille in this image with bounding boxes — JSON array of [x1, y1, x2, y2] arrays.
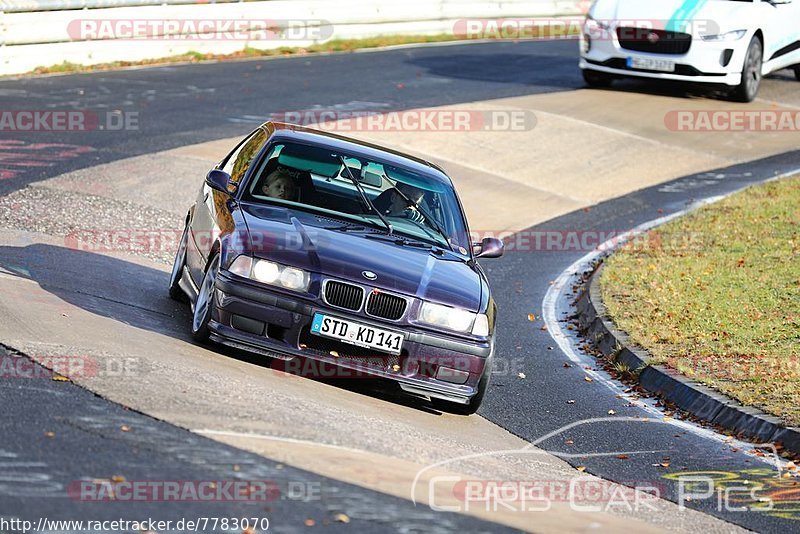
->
[[299, 327, 404, 370], [323, 280, 364, 311], [366, 291, 407, 321], [617, 27, 692, 55]]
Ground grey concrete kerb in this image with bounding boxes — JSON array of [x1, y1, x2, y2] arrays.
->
[[576, 263, 800, 456]]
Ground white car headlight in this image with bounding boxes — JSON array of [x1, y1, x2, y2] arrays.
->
[[584, 15, 610, 35], [229, 255, 310, 292], [418, 301, 489, 336], [701, 30, 746, 42]]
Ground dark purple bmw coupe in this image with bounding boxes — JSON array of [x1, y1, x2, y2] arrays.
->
[[169, 122, 503, 414]]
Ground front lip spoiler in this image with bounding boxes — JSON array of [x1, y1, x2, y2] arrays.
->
[[208, 322, 476, 402], [215, 271, 492, 358]]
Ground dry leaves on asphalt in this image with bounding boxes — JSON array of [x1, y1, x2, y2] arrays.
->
[[333, 513, 350, 524]]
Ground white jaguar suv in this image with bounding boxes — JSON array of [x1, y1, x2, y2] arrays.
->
[[579, 0, 800, 101]]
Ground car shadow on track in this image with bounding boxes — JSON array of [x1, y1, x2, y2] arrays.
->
[[0, 243, 443, 416]]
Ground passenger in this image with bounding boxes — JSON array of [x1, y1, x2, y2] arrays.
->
[[261, 167, 298, 201]]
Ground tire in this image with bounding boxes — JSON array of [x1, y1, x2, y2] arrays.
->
[[794, 65, 800, 81], [582, 69, 613, 88], [432, 358, 493, 416], [730, 36, 763, 103], [168, 225, 189, 301], [191, 253, 220, 343]]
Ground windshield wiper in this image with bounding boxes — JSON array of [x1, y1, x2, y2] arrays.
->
[[381, 174, 453, 251], [335, 154, 393, 235]]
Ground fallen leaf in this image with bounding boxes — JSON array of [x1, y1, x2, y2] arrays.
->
[[565, 440, 574, 445], [299, 343, 307, 349], [563, 362, 572, 368], [120, 425, 130, 432], [566, 400, 576, 404], [527, 313, 536, 321], [243, 528, 256, 534], [233, 464, 240, 472], [52, 375, 69, 382], [517, 372, 526, 379], [391, 364, 400, 372], [111, 475, 125, 483], [616, 454, 629, 460], [584, 376, 593, 383], [576, 466, 587, 472], [45, 431, 55, 438], [607, 409, 616, 415], [304, 519, 316, 527], [333, 513, 350, 524], [660, 462, 671, 468], [329, 351, 339, 358], [541, 325, 548, 331]]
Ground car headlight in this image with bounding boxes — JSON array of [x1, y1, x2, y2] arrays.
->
[[418, 301, 490, 336], [701, 30, 746, 42], [584, 15, 610, 34], [229, 256, 310, 292]]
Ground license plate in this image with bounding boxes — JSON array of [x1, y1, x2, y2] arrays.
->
[[626, 56, 676, 72], [310, 313, 404, 355]]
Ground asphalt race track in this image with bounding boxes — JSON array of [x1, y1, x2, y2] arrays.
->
[[1, 39, 799, 532]]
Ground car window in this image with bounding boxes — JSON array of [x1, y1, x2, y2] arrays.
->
[[242, 142, 470, 254], [221, 128, 268, 188]]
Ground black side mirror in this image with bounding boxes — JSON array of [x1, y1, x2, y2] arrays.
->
[[474, 237, 504, 259], [206, 169, 234, 194]]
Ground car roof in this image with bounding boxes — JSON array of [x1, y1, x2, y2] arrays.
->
[[261, 121, 454, 188]]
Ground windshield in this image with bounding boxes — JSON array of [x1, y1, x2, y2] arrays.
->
[[242, 142, 471, 254]]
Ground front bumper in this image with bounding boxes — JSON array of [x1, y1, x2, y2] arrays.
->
[[579, 30, 745, 86], [209, 271, 492, 404]]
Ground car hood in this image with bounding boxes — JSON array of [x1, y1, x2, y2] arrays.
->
[[238, 203, 483, 311], [592, 0, 752, 35]]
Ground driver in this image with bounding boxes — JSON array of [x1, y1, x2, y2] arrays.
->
[[379, 182, 426, 223]]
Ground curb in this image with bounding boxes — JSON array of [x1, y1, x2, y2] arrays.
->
[[576, 263, 800, 456]]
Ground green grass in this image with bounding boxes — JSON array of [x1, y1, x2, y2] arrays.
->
[[600, 175, 800, 426], [26, 34, 473, 76]]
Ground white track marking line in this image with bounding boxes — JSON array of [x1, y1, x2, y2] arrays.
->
[[541, 167, 800, 466]]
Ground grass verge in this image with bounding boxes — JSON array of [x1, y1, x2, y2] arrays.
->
[[600, 175, 800, 427], [25, 28, 582, 77], [27, 34, 476, 76]]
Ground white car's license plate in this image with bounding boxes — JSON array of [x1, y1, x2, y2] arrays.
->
[[627, 56, 676, 72], [310, 313, 404, 355]]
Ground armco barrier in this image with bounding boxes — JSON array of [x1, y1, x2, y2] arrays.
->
[[0, 0, 587, 76]]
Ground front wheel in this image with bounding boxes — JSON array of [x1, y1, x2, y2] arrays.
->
[[191, 254, 220, 342], [730, 37, 763, 102], [432, 359, 492, 416], [168, 225, 189, 301], [582, 69, 613, 88]]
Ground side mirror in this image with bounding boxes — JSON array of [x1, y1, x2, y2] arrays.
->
[[474, 237, 504, 259], [205, 169, 234, 194]]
